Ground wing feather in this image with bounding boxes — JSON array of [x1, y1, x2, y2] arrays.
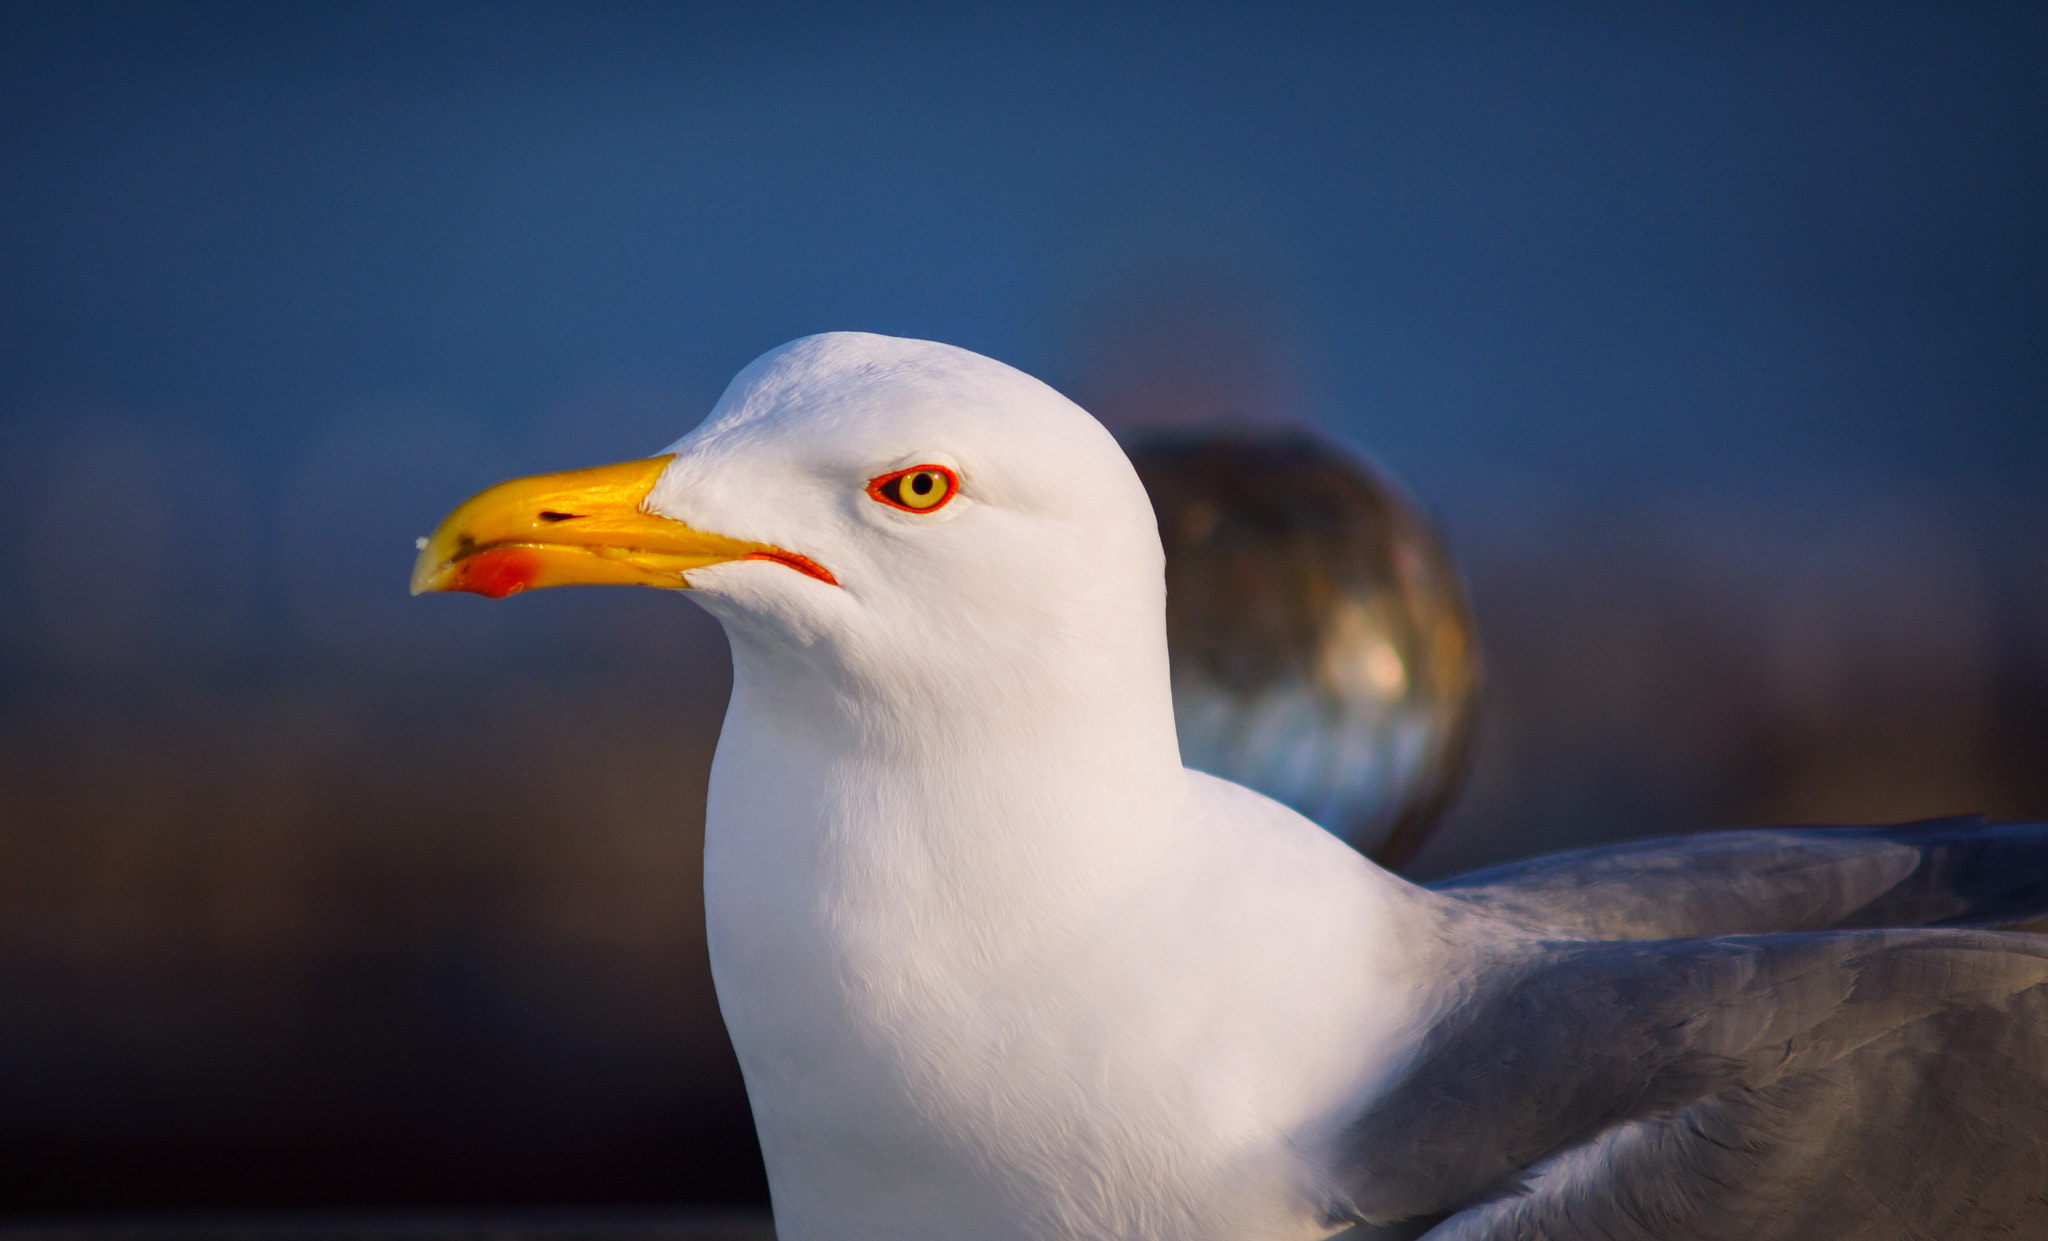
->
[[1429, 817, 2048, 939], [1327, 928, 2048, 1230], [1427, 988, 2048, 1238]]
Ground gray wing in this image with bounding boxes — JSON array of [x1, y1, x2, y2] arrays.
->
[[1325, 928, 2048, 1232], [1425, 987, 2048, 1239], [1429, 816, 2048, 939]]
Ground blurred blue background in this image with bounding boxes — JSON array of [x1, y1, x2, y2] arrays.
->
[[0, 0, 2043, 1214]]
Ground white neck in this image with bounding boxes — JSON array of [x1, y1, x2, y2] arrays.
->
[[698, 604, 1436, 1241], [708, 604, 1189, 938]]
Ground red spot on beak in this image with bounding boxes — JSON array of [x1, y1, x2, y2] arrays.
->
[[449, 547, 540, 598]]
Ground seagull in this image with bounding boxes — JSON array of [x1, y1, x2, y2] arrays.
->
[[414, 332, 2048, 1240]]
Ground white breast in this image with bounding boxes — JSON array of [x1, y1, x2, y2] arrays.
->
[[706, 707, 1445, 1241]]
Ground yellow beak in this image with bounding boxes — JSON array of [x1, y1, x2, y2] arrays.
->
[[410, 455, 836, 598]]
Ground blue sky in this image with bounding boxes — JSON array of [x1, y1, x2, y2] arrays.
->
[[1, 1, 2042, 669]]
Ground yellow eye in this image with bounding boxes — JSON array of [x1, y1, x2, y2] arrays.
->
[[868, 464, 958, 513]]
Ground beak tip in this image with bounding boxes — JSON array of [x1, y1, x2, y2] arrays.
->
[[417, 545, 543, 599], [409, 550, 445, 596]]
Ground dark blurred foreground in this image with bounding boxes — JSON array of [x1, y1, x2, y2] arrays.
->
[[0, 1209, 773, 1241], [0, 606, 767, 1210]]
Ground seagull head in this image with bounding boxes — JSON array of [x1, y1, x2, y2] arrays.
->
[[414, 333, 1176, 750]]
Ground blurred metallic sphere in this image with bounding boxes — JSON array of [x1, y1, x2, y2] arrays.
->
[[1129, 433, 1481, 868]]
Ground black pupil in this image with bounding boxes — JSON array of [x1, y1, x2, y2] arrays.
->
[[910, 473, 935, 496]]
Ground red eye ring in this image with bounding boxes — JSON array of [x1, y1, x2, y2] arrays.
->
[[867, 463, 960, 513]]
